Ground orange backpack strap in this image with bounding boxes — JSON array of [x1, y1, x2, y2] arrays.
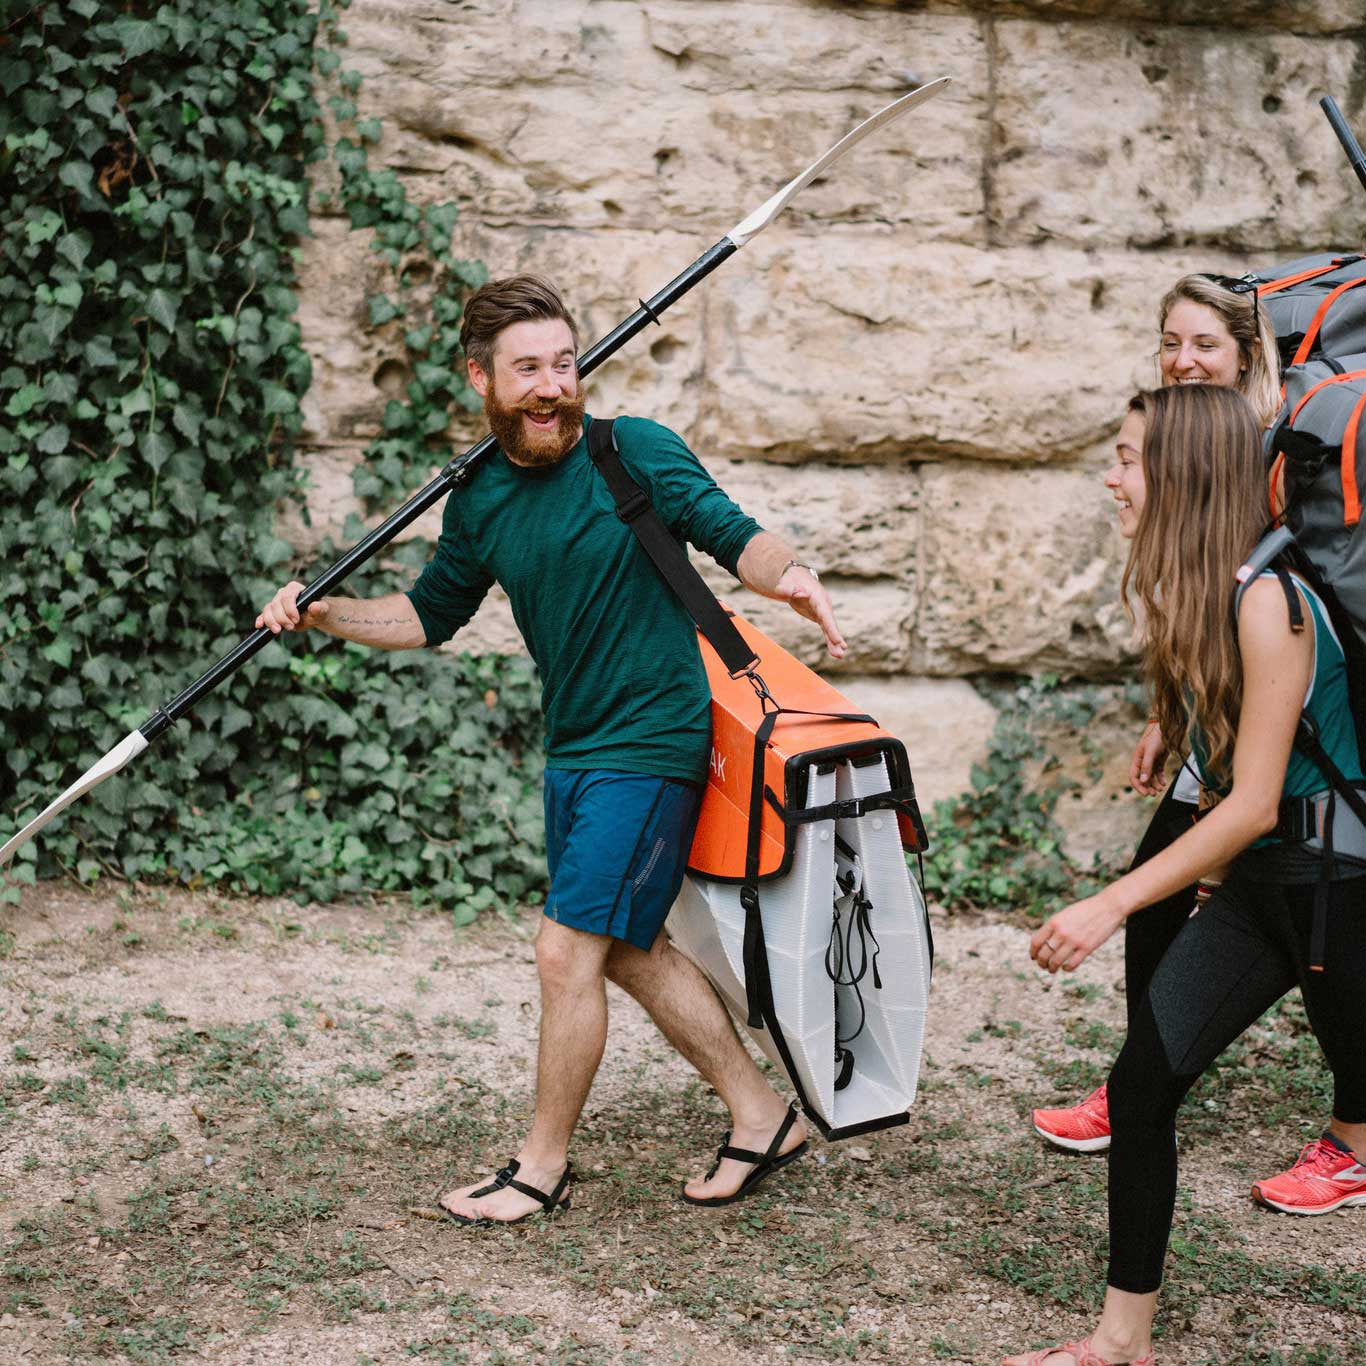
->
[[1258, 256, 1361, 296], [1342, 392, 1366, 527], [1290, 276, 1366, 368]]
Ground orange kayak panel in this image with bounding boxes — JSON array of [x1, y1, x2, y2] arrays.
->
[[687, 609, 924, 881]]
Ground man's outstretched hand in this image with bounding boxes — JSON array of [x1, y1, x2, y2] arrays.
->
[[774, 565, 846, 659]]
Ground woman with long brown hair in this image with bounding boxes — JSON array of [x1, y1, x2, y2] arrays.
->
[[1030, 275, 1346, 1208], [1005, 384, 1366, 1366]]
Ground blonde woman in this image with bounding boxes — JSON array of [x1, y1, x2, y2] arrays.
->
[[1006, 385, 1366, 1366], [1029, 276, 1347, 1215]]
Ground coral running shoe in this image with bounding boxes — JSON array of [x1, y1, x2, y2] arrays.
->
[[1251, 1133, 1366, 1215], [1032, 1085, 1111, 1153]]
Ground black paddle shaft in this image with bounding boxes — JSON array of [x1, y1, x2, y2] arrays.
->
[[138, 237, 740, 744], [1321, 96, 1366, 197]]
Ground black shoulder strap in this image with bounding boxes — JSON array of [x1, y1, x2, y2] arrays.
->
[[1292, 715, 1366, 973], [585, 417, 759, 678], [1294, 716, 1366, 825]]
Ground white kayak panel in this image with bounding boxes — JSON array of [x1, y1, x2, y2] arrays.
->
[[668, 755, 931, 1138]]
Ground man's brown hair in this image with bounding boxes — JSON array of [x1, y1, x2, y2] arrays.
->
[[459, 275, 579, 374]]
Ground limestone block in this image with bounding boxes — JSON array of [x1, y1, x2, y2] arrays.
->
[[914, 457, 1136, 676], [294, 219, 405, 446], [692, 239, 1229, 465], [333, 0, 985, 242], [303, 220, 1232, 473], [690, 456, 919, 673], [919, 1, 1364, 33], [713, 577, 914, 675], [699, 457, 918, 579], [836, 675, 999, 810], [992, 22, 1366, 251]]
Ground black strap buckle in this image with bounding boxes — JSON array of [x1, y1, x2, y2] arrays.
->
[[744, 669, 776, 704], [739, 884, 760, 913], [1274, 794, 1317, 843], [615, 488, 651, 523]]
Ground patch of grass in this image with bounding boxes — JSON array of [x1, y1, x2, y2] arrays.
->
[[1062, 1017, 1123, 1053], [433, 1012, 497, 1040]]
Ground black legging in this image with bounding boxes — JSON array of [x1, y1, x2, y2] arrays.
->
[[1122, 783, 1199, 1028], [1106, 870, 1366, 1293]]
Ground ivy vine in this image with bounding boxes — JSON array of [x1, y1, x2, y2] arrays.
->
[[0, 0, 545, 917]]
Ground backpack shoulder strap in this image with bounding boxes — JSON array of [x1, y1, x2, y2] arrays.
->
[[585, 417, 758, 678], [1234, 526, 1299, 622]]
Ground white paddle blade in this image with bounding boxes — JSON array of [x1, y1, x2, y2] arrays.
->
[[0, 729, 148, 866], [726, 76, 951, 247]]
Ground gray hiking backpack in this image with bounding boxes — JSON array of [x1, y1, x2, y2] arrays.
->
[[1248, 95, 1366, 658], [1270, 351, 1366, 653], [1251, 254, 1366, 371]]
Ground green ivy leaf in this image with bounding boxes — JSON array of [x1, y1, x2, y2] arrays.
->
[[35, 424, 70, 455], [25, 210, 63, 245], [56, 232, 93, 271], [57, 160, 95, 199], [367, 293, 400, 327], [21, 88, 59, 127], [44, 373, 79, 405], [120, 387, 152, 418], [34, 305, 73, 348], [86, 86, 118, 121], [42, 638, 74, 669], [145, 288, 180, 333], [141, 430, 174, 471], [109, 17, 166, 60], [172, 401, 203, 443], [261, 384, 297, 416], [5, 384, 44, 417], [84, 340, 121, 378]]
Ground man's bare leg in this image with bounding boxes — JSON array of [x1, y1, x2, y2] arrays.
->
[[605, 934, 805, 1200], [439, 918, 611, 1222]]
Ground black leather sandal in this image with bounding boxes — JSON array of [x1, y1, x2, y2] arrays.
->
[[436, 1158, 573, 1227], [681, 1104, 808, 1207]]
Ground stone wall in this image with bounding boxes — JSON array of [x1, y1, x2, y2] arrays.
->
[[291, 0, 1366, 811]]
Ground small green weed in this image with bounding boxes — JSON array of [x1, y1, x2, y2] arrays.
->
[[925, 677, 1130, 918]]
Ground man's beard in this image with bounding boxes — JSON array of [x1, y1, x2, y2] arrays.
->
[[485, 380, 586, 468]]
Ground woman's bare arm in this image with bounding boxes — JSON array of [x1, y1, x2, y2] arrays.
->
[[1032, 577, 1313, 971]]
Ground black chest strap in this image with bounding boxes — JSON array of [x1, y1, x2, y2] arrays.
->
[[585, 417, 758, 678]]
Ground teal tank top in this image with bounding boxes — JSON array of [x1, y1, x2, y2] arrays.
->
[[1193, 573, 1362, 827]]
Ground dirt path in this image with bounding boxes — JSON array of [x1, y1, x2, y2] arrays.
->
[[1, 885, 1361, 1364]]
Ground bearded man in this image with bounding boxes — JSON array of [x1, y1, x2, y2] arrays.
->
[[257, 275, 845, 1223]]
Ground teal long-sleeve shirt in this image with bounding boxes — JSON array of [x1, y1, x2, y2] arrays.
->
[[406, 414, 763, 783]]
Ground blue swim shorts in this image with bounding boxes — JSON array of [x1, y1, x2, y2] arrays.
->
[[543, 768, 703, 951]]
